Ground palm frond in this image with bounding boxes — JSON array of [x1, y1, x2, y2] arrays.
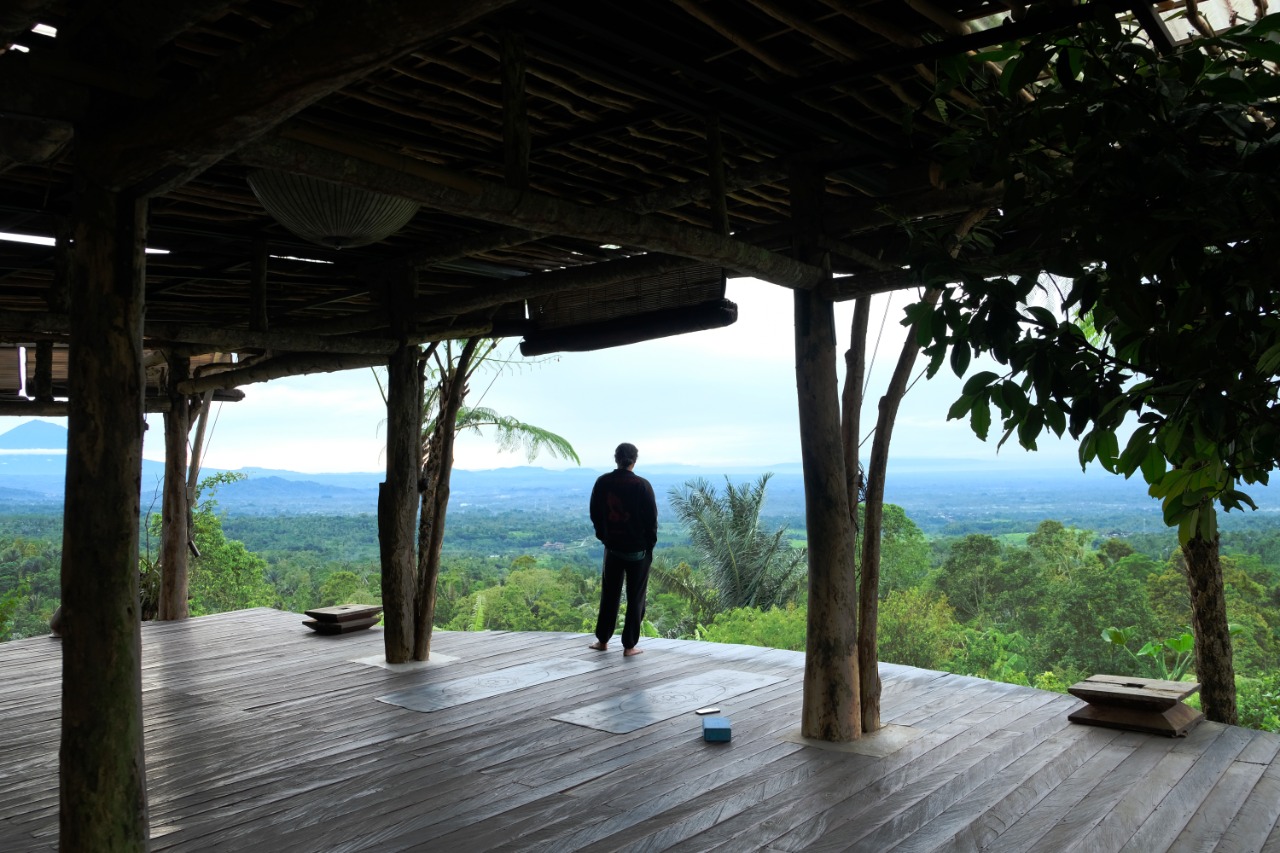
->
[[454, 406, 580, 465]]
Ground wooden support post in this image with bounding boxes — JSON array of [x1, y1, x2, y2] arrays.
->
[[378, 269, 421, 663], [33, 340, 54, 401], [51, 218, 71, 315], [793, 167, 861, 741], [59, 177, 150, 849], [158, 353, 191, 620]]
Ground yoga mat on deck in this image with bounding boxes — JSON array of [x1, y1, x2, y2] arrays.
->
[[553, 669, 786, 733], [377, 658, 597, 712]]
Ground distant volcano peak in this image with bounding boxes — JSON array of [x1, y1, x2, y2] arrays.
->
[[0, 420, 67, 451]]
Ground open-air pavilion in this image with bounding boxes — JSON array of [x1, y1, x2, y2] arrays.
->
[[0, 0, 1275, 849]]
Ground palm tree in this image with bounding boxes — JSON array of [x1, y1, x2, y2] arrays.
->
[[661, 474, 806, 618]]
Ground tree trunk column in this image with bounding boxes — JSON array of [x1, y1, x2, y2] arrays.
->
[[380, 338, 421, 663], [791, 165, 860, 741], [796, 287, 861, 741], [60, 179, 150, 850], [414, 337, 477, 661], [158, 354, 191, 620], [1183, 532, 1237, 724]]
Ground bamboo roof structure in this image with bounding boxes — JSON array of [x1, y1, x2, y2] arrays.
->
[[0, 0, 1224, 407]]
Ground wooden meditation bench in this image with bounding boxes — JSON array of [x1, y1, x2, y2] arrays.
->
[[302, 604, 383, 635], [1067, 674, 1204, 737]]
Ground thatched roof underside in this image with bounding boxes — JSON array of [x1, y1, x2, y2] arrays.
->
[[0, 0, 1223, 401]]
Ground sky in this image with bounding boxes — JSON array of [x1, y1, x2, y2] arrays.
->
[[3, 276, 1085, 474]]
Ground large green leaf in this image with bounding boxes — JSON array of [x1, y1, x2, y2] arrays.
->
[[970, 400, 992, 440], [962, 371, 1000, 395]]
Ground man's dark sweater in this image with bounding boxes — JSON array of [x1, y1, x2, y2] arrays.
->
[[589, 468, 658, 554]]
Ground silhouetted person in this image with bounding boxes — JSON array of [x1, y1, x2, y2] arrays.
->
[[588, 442, 658, 657]]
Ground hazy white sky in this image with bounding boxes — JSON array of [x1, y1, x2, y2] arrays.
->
[[5, 276, 1084, 474]]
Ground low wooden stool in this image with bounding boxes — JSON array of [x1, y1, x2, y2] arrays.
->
[[1067, 674, 1204, 737], [303, 604, 383, 635]]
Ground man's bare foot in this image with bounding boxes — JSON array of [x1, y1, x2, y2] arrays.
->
[[588, 641, 608, 651], [623, 647, 643, 657]]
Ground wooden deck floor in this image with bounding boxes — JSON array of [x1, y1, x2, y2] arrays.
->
[[2, 608, 1278, 852]]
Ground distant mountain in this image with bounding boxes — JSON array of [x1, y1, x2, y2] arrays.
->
[[0, 419, 68, 450], [0, 421, 167, 495], [5, 420, 1278, 535]]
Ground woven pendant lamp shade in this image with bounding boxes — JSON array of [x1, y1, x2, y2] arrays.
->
[[247, 170, 420, 249]]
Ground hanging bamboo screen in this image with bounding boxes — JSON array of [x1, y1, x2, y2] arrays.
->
[[526, 263, 726, 331]]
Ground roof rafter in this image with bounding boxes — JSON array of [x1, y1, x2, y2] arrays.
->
[[86, 0, 523, 196]]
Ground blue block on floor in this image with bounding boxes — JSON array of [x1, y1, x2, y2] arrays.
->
[[702, 716, 732, 742]]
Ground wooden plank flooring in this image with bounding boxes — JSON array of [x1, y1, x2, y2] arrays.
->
[[2, 608, 1278, 852]]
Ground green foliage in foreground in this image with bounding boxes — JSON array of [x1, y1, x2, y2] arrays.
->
[[914, 13, 1280, 544]]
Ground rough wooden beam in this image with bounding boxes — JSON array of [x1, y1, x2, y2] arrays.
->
[[0, 309, 481, 355], [419, 252, 702, 320], [743, 184, 1003, 248], [821, 268, 918, 301], [174, 319, 489, 393], [60, 177, 149, 848], [177, 352, 385, 394], [818, 235, 900, 274], [0, 391, 243, 416], [0, 399, 70, 415], [239, 133, 827, 289], [90, 0, 521, 195]]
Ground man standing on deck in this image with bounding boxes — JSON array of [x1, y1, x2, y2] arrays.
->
[[588, 442, 658, 657]]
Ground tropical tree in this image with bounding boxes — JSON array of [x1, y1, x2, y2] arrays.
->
[[647, 557, 719, 637], [318, 570, 378, 608], [877, 587, 960, 669], [842, 209, 989, 733], [380, 338, 579, 660], [661, 474, 807, 615], [0, 536, 60, 639], [930, 533, 1007, 624], [869, 503, 931, 598], [906, 12, 1280, 722], [184, 474, 273, 615]]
